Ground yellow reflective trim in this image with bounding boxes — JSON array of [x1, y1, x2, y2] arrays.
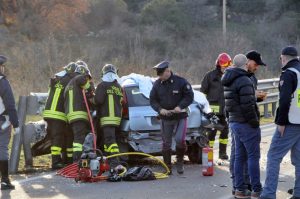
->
[[43, 110, 67, 122], [297, 89, 300, 108], [104, 143, 119, 153], [50, 85, 62, 111], [51, 146, 62, 151], [110, 148, 119, 153], [209, 141, 214, 147], [67, 111, 88, 122], [107, 143, 118, 151], [219, 139, 228, 145], [73, 143, 83, 152], [67, 154, 73, 158], [51, 152, 61, 155], [108, 94, 115, 117], [69, 89, 74, 113], [67, 148, 73, 152], [82, 81, 90, 90], [100, 117, 121, 126], [210, 105, 220, 113]]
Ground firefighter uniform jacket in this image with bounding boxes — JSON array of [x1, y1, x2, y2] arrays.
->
[[200, 67, 225, 115], [43, 73, 75, 122], [94, 81, 123, 127], [64, 74, 92, 124]]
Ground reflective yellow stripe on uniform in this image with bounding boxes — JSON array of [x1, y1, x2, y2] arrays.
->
[[209, 141, 215, 148], [50, 85, 62, 111], [82, 81, 90, 90], [219, 138, 228, 145], [73, 143, 83, 152], [67, 148, 73, 157], [100, 117, 121, 126], [51, 146, 62, 155], [210, 105, 220, 113], [43, 110, 67, 122], [108, 94, 115, 117], [104, 143, 119, 153], [67, 111, 89, 122], [69, 89, 74, 113]]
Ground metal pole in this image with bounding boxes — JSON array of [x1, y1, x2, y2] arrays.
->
[[222, 0, 227, 44], [9, 96, 27, 173]]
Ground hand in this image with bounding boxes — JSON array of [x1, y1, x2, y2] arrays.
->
[[256, 91, 267, 101], [173, 106, 182, 113], [160, 109, 171, 116], [14, 127, 20, 135], [277, 125, 285, 137]]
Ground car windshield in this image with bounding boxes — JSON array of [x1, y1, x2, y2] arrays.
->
[[124, 86, 150, 107]]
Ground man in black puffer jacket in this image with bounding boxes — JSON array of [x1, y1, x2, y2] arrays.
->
[[222, 54, 262, 199]]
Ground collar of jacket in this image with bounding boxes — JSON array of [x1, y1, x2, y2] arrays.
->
[[160, 72, 174, 84], [282, 58, 300, 71]]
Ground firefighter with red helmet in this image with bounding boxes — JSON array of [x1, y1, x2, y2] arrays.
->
[[201, 53, 231, 161]]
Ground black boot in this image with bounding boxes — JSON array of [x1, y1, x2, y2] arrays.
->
[[52, 155, 64, 170], [176, 147, 186, 174], [219, 143, 229, 160], [0, 160, 15, 190], [162, 149, 172, 175]]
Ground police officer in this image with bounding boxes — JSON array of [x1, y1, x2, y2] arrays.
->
[[260, 46, 300, 199], [150, 61, 194, 174], [93, 64, 123, 170], [43, 62, 78, 169], [201, 53, 231, 160], [64, 65, 94, 162], [0, 55, 19, 190]]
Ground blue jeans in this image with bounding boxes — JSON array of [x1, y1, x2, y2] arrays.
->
[[230, 130, 251, 191], [230, 122, 262, 192], [261, 125, 300, 199]]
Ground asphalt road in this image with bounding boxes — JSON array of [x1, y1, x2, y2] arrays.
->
[[0, 124, 295, 199]]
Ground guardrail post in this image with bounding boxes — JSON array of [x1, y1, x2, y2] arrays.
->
[[10, 96, 27, 173], [272, 102, 277, 117], [263, 104, 269, 118]]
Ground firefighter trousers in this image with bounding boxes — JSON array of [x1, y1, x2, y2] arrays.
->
[[47, 119, 74, 166], [102, 126, 120, 168], [70, 121, 89, 162], [207, 115, 229, 157]]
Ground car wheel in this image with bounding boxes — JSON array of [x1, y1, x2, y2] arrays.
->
[[187, 143, 202, 164]]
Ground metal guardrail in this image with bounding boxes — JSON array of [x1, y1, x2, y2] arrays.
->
[[192, 78, 280, 118]]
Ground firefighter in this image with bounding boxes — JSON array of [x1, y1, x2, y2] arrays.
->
[[93, 64, 123, 170], [150, 61, 194, 175], [201, 53, 231, 161], [43, 62, 78, 169], [64, 64, 94, 162], [0, 55, 19, 190]]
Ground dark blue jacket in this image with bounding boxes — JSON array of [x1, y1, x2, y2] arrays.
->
[[0, 73, 19, 128], [150, 73, 194, 120], [275, 58, 300, 125]]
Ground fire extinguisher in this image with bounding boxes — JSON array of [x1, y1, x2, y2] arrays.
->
[[202, 146, 214, 176]]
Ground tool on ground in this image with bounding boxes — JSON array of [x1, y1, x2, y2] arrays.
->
[[57, 89, 170, 182]]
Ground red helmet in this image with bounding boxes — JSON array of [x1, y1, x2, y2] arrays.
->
[[216, 53, 232, 67]]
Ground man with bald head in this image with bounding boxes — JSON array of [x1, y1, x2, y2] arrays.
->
[[222, 54, 262, 198]]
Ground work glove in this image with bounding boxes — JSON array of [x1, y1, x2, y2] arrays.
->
[[248, 120, 259, 128], [14, 127, 20, 135]]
